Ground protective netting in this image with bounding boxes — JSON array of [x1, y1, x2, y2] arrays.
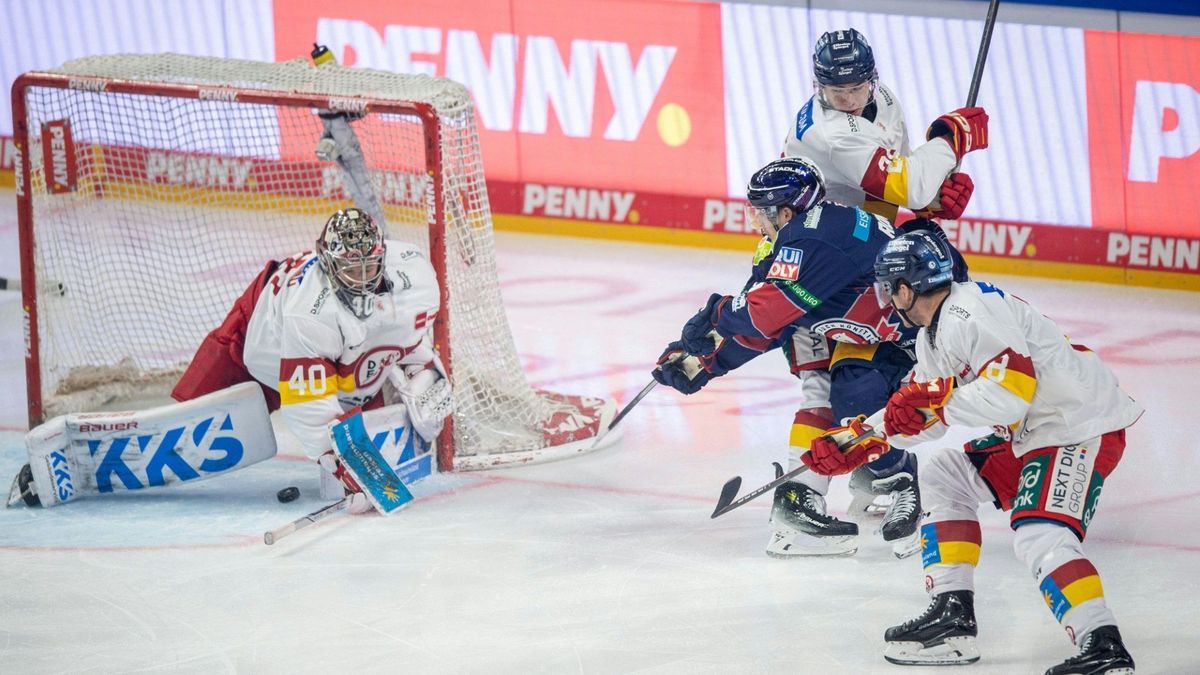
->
[[17, 54, 612, 469]]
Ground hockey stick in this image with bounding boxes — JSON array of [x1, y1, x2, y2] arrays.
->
[[590, 377, 658, 449], [710, 427, 884, 519], [590, 333, 721, 449], [263, 497, 350, 545], [967, 0, 1001, 108]]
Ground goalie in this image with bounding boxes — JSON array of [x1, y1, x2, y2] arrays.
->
[[10, 209, 453, 511]]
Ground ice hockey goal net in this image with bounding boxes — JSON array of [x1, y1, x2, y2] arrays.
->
[[12, 53, 613, 471]]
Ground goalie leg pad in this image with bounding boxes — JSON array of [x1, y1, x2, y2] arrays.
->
[[25, 382, 277, 506]]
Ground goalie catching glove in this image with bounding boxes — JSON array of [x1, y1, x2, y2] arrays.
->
[[388, 360, 453, 443], [802, 415, 891, 476], [884, 377, 954, 437]]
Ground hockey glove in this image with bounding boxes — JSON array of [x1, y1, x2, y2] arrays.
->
[[317, 450, 372, 514], [390, 365, 454, 443], [680, 293, 728, 356], [927, 107, 989, 163], [917, 172, 974, 220], [802, 415, 890, 476], [884, 377, 955, 437], [653, 342, 713, 395]]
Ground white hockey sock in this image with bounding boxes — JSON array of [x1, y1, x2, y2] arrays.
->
[[1013, 521, 1117, 645], [919, 448, 993, 595]]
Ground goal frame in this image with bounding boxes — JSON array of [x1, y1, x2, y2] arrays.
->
[[11, 72, 467, 471]]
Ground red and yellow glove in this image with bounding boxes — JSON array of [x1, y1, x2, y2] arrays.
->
[[927, 107, 989, 163], [885, 377, 955, 436], [917, 172, 974, 220], [801, 416, 891, 476]]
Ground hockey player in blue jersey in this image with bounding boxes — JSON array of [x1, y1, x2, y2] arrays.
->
[[654, 157, 966, 557]]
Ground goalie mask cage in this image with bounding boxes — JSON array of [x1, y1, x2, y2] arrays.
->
[[12, 54, 614, 471]]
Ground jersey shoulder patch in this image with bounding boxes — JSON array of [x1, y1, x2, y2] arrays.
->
[[795, 97, 816, 142]]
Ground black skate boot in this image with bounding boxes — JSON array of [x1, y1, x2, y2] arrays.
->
[[1045, 625, 1135, 675], [848, 465, 890, 517], [6, 463, 40, 508], [884, 590, 980, 666], [766, 481, 858, 558], [863, 453, 921, 558]]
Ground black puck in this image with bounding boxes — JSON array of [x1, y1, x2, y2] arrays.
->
[[277, 486, 300, 503]]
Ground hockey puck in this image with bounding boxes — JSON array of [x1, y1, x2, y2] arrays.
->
[[277, 486, 300, 503]]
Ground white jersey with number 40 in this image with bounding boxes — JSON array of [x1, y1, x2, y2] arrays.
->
[[242, 241, 441, 459]]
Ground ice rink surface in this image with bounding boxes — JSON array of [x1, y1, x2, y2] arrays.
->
[[1, 189, 1198, 673]]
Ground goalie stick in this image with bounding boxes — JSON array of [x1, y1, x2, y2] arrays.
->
[[710, 426, 884, 519], [264, 497, 350, 545]]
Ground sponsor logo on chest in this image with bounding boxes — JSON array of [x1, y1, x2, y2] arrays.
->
[[767, 247, 803, 281], [351, 346, 408, 389]]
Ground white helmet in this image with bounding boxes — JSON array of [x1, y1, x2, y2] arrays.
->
[[316, 208, 386, 319]]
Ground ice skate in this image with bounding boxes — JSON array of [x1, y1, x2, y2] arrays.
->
[[848, 465, 890, 518], [6, 463, 39, 508], [1044, 625, 1134, 675], [766, 481, 858, 558], [884, 590, 980, 666]]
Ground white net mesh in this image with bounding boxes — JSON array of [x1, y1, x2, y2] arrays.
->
[[17, 54, 612, 468]]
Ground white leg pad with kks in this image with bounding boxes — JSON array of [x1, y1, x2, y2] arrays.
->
[[24, 382, 276, 506]]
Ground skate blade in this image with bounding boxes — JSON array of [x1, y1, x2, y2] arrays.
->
[[890, 532, 921, 559], [765, 529, 858, 558], [6, 471, 23, 508], [883, 636, 980, 666]]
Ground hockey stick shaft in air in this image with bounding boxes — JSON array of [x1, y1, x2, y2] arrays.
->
[[966, 0, 1000, 107]]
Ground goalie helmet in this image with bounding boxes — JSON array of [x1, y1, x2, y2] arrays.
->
[[873, 230, 955, 302], [316, 208, 387, 319]]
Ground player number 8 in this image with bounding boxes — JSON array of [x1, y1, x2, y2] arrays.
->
[[984, 354, 1009, 383]]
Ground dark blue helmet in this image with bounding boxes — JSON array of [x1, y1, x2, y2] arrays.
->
[[813, 29, 876, 86], [746, 157, 826, 214], [874, 230, 954, 298]]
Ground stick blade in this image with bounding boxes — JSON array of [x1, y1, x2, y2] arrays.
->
[[710, 476, 742, 519]]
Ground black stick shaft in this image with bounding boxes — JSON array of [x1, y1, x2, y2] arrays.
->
[[966, 0, 1001, 107]]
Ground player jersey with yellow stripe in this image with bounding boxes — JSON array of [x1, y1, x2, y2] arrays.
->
[[910, 281, 1143, 456], [241, 242, 440, 458], [781, 83, 957, 221]]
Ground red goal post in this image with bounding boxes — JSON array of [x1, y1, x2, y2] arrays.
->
[[12, 54, 614, 470]]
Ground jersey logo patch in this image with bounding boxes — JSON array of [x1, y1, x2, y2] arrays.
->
[[852, 209, 872, 241], [795, 98, 815, 141], [767, 247, 803, 281]]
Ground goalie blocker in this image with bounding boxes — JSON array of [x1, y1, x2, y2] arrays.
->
[[9, 382, 436, 508]]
